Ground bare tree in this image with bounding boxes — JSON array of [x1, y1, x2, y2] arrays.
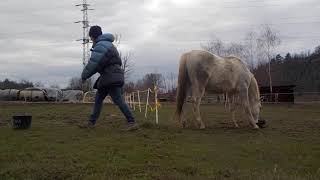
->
[[123, 81, 135, 93], [68, 77, 92, 92], [135, 79, 145, 90], [202, 38, 246, 59], [34, 81, 44, 87], [0, 79, 33, 89], [201, 38, 225, 56], [225, 43, 246, 59], [50, 84, 60, 89], [314, 45, 320, 55], [244, 31, 258, 70], [140, 73, 164, 89], [164, 72, 177, 93], [257, 24, 281, 94], [68, 77, 80, 90], [113, 34, 134, 80], [120, 51, 134, 80], [202, 37, 254, 70], [113, 34, 122, 47]]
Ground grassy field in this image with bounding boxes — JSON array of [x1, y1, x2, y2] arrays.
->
[[0, 102, 320, 180]]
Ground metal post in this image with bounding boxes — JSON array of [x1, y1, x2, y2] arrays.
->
[[75, 0, 94, 92], [137, 90, 142, 112], [155, 86, 159, 124], [145, 89, 150, 118]]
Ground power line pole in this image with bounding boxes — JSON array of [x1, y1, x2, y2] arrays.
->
[[75, 0, 94, 69]]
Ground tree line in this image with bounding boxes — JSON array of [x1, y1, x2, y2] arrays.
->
[[202, 25, 320, 93], [254, 47, 320, 92], [0, 79, 34, 90]]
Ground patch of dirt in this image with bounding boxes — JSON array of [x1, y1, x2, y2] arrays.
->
[[106, 113, 120, 117], [0, 119, 9, 127], [63, 118, 80, 125], [62, 115, 84, 125]]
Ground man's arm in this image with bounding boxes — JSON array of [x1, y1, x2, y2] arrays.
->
[[81, 43, 109, 80]]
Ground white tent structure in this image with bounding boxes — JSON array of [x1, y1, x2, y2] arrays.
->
[[62, 90, 84, 103], [0, 89, 20, 101], [43, 88, 63, 102], [19, 87, 47, 102], [82, 90, 113, 104]]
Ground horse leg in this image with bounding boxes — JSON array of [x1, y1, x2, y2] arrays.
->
[[228, 94, 239, 128], [230, 106, 239, 128], [190, 83, 206, 129], [232, 110, 239, 128], [181, 103, 187, 128], [239, 89, 259, 129], [191, 96, 205, 129], [224, 93, 228, 109]]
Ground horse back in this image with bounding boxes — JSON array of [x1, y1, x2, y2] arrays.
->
[[207, 55, 252, 93], [184, 50, 217, 88]]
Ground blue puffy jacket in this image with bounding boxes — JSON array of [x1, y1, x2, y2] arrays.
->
[[81, 33, 116, 80], [81, 33, 124, 89]]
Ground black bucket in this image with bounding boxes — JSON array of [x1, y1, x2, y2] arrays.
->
[[12, 115, 32, 129]]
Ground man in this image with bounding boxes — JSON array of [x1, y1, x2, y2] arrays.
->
[[79, 25, 138, 131]]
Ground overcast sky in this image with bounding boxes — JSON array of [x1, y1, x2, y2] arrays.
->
[[0, 0, 319, 88]]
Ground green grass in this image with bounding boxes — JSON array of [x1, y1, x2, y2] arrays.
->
[[0, 102, 320, 180]]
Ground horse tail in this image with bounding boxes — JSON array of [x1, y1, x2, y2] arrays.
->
[[248, 75, 260, 103], [175, 53, 189, 121]]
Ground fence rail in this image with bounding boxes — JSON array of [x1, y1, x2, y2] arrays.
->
[[198, 92, 320, 104]]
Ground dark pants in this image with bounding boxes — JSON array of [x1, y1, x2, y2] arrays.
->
[[89, 86, 135, 124]]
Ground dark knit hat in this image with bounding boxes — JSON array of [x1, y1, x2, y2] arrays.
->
[[89, 25, 102, 39]]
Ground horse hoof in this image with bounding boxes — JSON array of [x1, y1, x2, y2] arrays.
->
[[256, 119, 267, 128], [253, 125, 259, 130], [182, 121, 187, 128]]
